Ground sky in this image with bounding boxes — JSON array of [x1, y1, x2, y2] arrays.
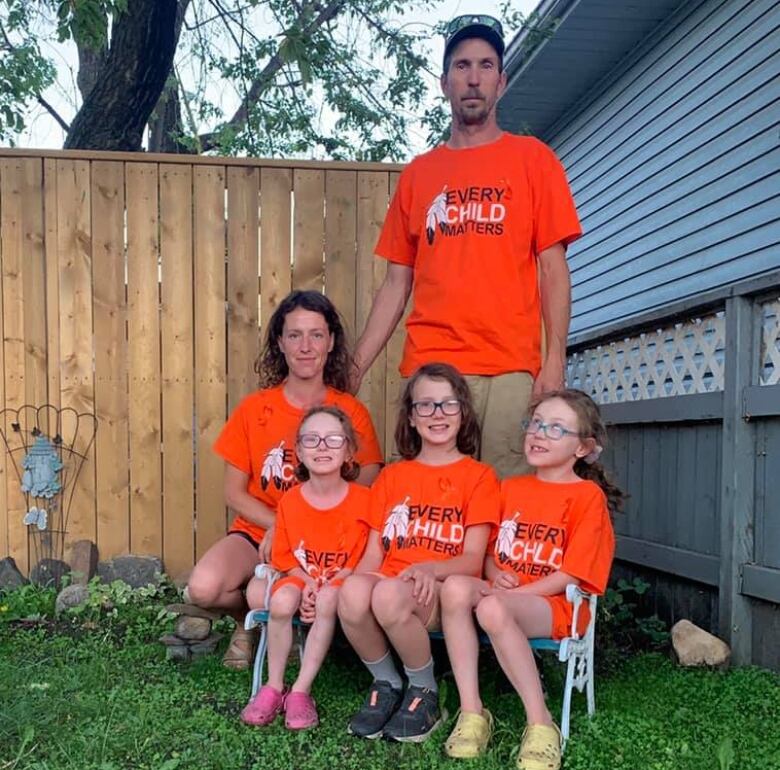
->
[[21, 0, 539, 154]]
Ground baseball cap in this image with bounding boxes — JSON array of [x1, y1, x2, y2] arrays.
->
[[443, 14, 505, 69]]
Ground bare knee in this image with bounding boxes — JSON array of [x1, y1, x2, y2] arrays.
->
[[371, 579, 412, 627], [475, 594, 511, 635], [186, 566, 223, 609], [245, 576, 268, 610], [338, 576, 374, 625], [315, 586, 339, 618], [269, 586, 300, 621], [440, 575, 478, 612]]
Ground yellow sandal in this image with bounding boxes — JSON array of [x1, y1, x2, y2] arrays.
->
[[444, 709, 494, 758], [516, 723, 562, 770], [222, 626, 257, 671]]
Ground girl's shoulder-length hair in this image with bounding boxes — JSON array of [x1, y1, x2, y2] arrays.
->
[[394, 362, 480, 459]]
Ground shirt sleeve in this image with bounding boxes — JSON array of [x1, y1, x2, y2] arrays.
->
[[530, 139, 582, 255], [560, 486, 615, 595], [464, 466, 501, 529], [212, 398, 252, 474], [270, 497, 298, 573], [374, 166, 417, 266]]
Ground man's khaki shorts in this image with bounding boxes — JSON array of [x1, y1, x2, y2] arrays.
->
[[464, 371, 533, 479]]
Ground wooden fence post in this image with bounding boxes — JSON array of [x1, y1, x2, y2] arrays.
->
[[719, 294, 757, 664]]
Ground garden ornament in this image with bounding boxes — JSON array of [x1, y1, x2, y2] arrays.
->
[[20, 432, 63, 498]]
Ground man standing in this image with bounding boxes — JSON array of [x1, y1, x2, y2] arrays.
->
[[352, 15, 581, 477]]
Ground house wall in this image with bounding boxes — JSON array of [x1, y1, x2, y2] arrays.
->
[[545, 0, 780, 337]]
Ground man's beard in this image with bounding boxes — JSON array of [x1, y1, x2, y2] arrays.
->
[[457, 103, 490, 126]]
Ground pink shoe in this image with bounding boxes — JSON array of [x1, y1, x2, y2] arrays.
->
[[284, 691, 319, 730], [240, 685, 285, 726]]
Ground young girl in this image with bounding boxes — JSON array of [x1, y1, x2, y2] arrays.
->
[[240, 406, 370, 730], [440, 389, 624, 769], [338, 363, 500, 743]]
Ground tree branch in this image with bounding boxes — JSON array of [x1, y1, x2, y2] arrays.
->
[[198, 0, 347, 151]]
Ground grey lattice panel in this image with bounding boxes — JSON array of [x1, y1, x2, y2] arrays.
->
[[760, 298, 780, 386], [567, 313, 725, 404]]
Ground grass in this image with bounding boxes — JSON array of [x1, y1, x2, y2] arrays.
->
[[0, 585, 778, 770]]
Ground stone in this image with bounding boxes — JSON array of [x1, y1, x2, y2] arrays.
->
[[0, 557, 26, 589], [55, 584, 91, 615], [166, 644, 192, 662], [175, 615, 212, 641], [671, 619, 731, 668], [67, 540, 98, 585], [98, 555, 163, 589], [165, 603, 220, 621], [30, 559, 70, 588], [190, 632, 223, 657]]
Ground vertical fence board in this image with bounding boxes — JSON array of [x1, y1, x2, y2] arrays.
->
[[126, 163, 162, 556], [356, 172, 389, 447], [259, 168, 292, 336], [44, 160, 60, 409], [324, 170, 357, 339], [1, 160, 28, 572], [194, 166, 227, 559], [0, 163, 6, 562], [227, 167, 259, 413], [21, 160, 48, 565], [21, 160, 47, 410], [56, 159, 96, 551], [92, 161, 129, 560], [160, 164, 195, 577], [292, 170, 325, 293]]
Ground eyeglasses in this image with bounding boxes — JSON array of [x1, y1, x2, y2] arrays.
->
[[297, 433, 348, 449], [412, 399, 462, 417], [445, 14, 504, 41], [522, 417, 582, 441]]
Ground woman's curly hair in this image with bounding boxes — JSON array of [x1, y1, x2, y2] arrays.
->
[[255, 290, 353, 392]]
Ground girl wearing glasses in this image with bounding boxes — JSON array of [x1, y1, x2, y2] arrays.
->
[[338, 362, 500, 743], [241, 406, 370, 730], [440, 389, 624, 769], [185, 291, 382, 672]]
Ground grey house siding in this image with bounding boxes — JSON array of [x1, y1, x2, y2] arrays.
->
[[543, 0, 780, 337]]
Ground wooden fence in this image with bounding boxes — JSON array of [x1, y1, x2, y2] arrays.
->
[[0, 149, 403, 580]]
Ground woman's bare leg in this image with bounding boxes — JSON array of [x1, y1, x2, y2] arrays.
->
[[186, 534, 258, 620]]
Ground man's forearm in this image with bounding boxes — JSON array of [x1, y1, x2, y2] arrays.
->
[[538, 243, 571, 366], [354, 263, 413, 380]]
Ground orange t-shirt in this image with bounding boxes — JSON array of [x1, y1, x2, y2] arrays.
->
[[213, 385, 383, 542], [271, 484, 370, 584], [491, 476, 614, 595], [375, 133, 581, 377], [364, 457, 500, 577]]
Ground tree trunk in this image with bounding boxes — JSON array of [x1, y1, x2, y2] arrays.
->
[[64, 0, 178, 151], [147, 0, 192, 154]]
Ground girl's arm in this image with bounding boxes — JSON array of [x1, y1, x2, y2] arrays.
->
[[509, 570, 579, 596], [353, 529, 384, 574], [224, 464, 275, 530]]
